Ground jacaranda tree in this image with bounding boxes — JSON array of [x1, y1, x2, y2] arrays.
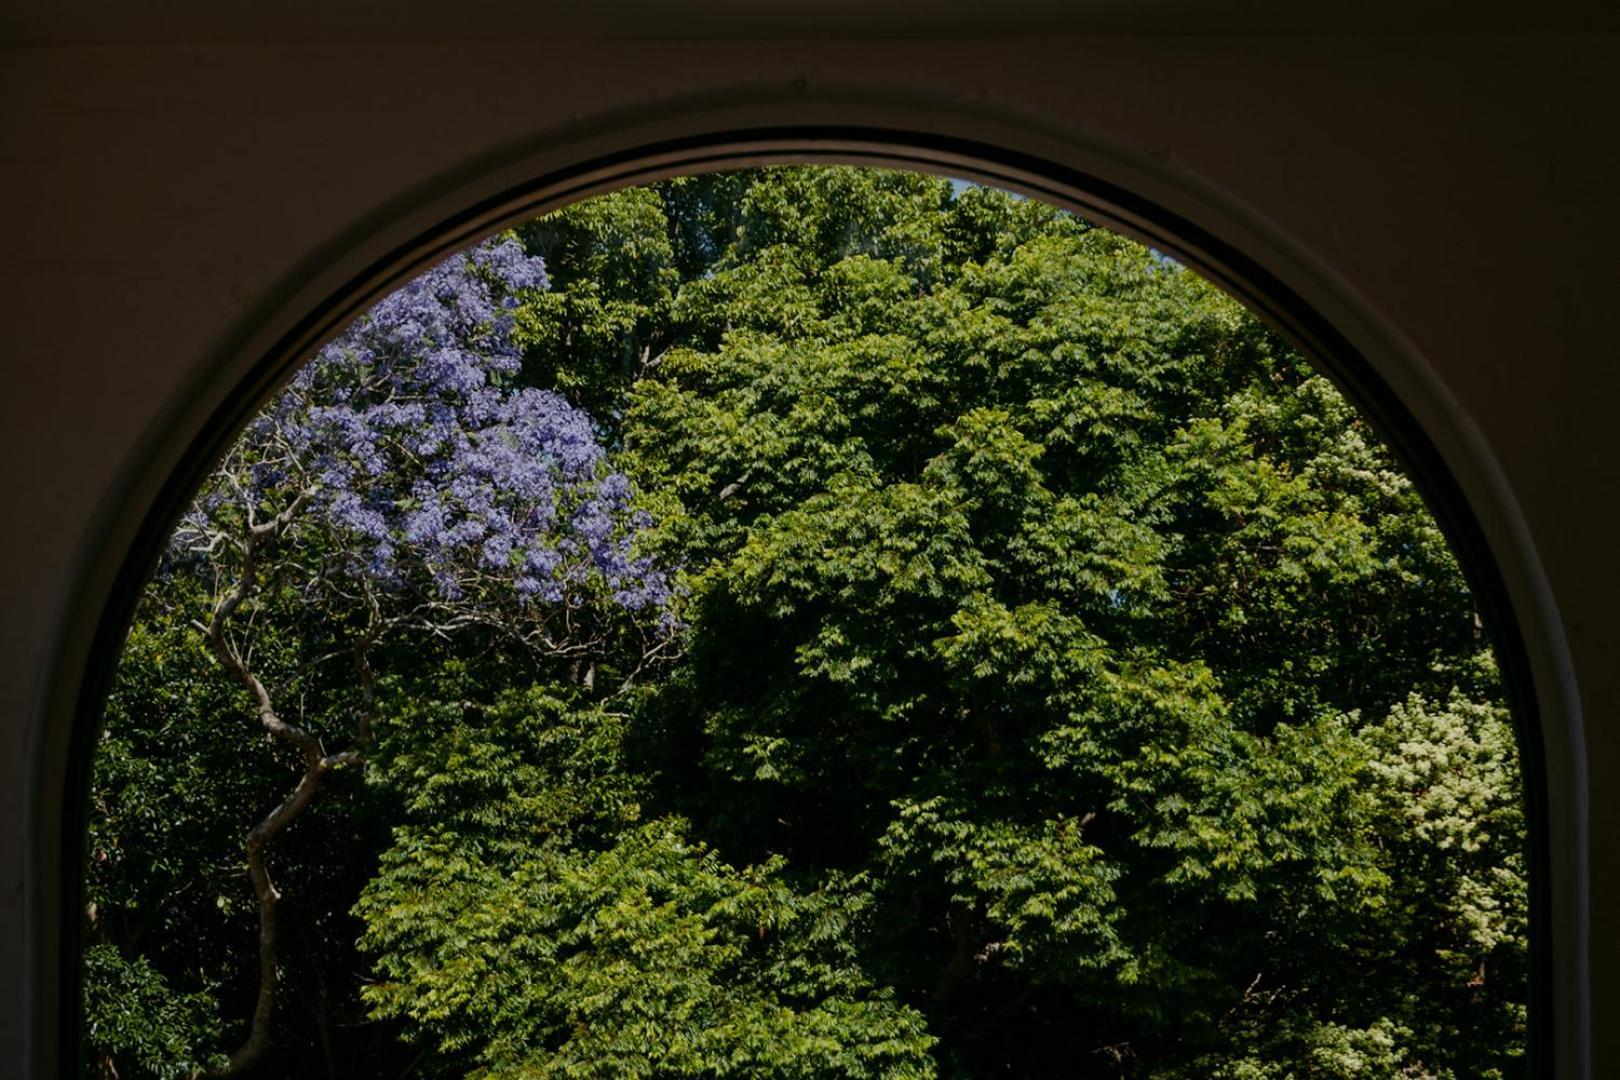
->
[[90, 236, 673, 1076]]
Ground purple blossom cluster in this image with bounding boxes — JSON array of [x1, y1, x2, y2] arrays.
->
[[180, 236, 673, 620]]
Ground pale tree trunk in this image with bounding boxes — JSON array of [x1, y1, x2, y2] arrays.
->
[[196, 509, 372, 1077]]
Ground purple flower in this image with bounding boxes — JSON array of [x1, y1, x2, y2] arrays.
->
[[174, 236, 675, 626]]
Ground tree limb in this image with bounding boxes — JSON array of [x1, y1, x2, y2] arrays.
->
[[199, 507, 368, 1077]]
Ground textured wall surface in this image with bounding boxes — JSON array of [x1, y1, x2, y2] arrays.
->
[[3, 11, 1614, 1075]]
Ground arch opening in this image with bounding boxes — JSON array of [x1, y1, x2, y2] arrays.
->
[[47, 132, 1563, 1078]]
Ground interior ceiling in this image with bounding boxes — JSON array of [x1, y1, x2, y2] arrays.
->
[[5, 0, 1619, 43]]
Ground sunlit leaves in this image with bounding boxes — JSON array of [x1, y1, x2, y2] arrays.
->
[[93, 167, 1526, 1078]]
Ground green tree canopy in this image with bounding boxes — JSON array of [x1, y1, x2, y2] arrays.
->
[[88, 168, 1527, 1079]]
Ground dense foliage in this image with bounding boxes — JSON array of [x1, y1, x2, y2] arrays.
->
[[86, 169, 1526, 1078]]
